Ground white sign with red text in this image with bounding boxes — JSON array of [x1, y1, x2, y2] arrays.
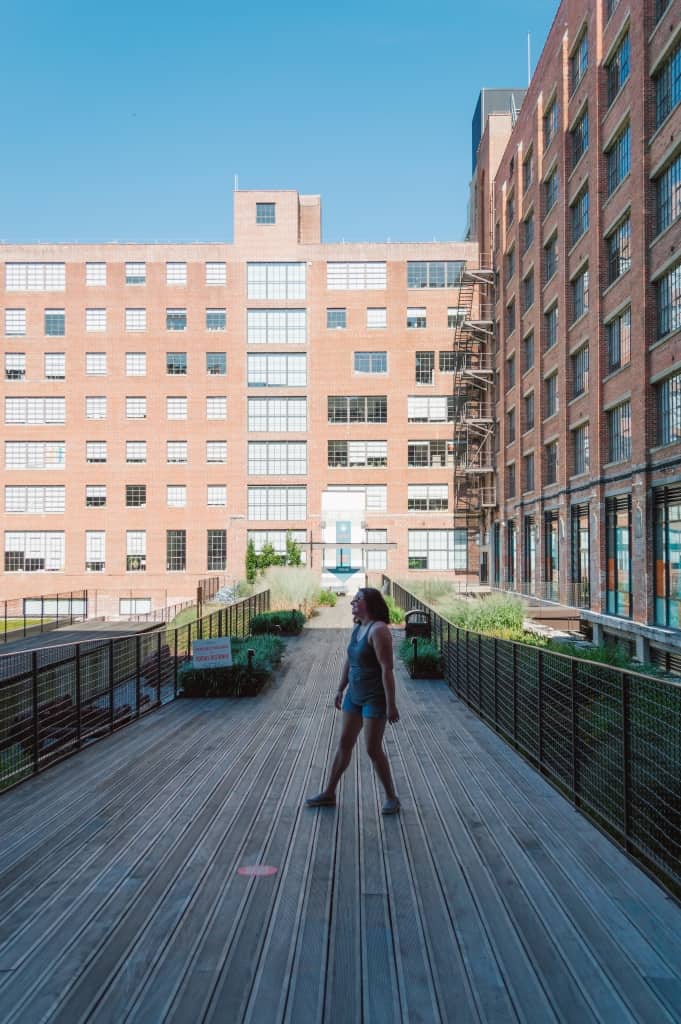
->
[[192, 638, 233, 668]]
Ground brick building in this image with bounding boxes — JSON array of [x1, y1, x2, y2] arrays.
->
[[1, 190, 481, 615], [472, 0, 681, 663]]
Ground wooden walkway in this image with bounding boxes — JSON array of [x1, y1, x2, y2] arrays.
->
[[0, 599, 680, 1023]]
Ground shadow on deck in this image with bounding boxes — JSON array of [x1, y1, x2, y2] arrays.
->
[[0, 599, 680, 1023]]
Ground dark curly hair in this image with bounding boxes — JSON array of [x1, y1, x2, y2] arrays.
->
[[356, 587, 390, 624]]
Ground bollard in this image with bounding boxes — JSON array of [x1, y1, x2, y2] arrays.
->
[[247, 648, 255, 672], [412, 636, 418, 677]]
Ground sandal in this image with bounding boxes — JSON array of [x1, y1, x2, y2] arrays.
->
[[305, 793, 336, 807], [382, 797, 401, 815]]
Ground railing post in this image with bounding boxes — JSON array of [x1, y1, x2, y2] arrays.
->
[[156, 631, 162, 705], [32, 650, 39, 774], [174, 627, 179, 698], [537, 649, 544, 770], [493, 637, 499, 728], [75, 643, 82, 748], [465, 630, 470, 701], [622, 672, 632, 853], [447, 620, 451, 689], [477, 632, 482, 712], [135, 635, 141, 718], [570, 658, 580, 807], [108, 640, 115, 732], [512, 643, 518, 744]]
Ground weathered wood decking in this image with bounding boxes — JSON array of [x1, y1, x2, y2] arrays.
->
[[0, 599, 680, 1023]]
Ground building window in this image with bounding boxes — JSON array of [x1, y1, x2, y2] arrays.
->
[[507, 353, 516, 388], [125, 262, 146, 285], [328, 441, 387, 468], [523, 453, 535, 492], [327, 395, 387, 423], [506, 192, 515, 227], [5, 486, 65, 514], [327, 308, 347, 329], [85, 396, 107, 420], [44, 353, 65, 380], [5, 353, 25, 380], [367, 308, 387, 329], [571, 32, 588, 92], [207, 530, 226, 571], [655, 153, 681, 235], [247, 487, 307, 521], [523, 151, 533, 192], [571, 345, 589, 397], [655, 39, 681, 128], [407, 530, 467, 570], [125, 396, 146, 419], [606, 32, 630, 106], [607, 400, 632, 461], [166, 308, 187, 331], [248, 262, 306, 299], [605, 495, 632, 616], [248, 441, 307, 475], [654, 485, 681, 626], [166, 530, 186, 570], [5, 441, 65, 471], [85, 263, 106, 287], [505, 463, 516, 499], [125, 441, 146, 464], [523, 391, 535, 431], [571, 187, 589, 244], [248, 397, 307, 432], [408, 396, 454, 423], [657, 262, 681, 338], [571, 267, 589, 321], [166, 262, 187, 286], [544, 169, 558, 214], [571, 108, 588, 166], [606, 307, 631, 371], [206, 352, 226, 375], [406, 261, 463, 288], [247, 309, 306, 344], [4, 532, 65, 572], [606, 217, 631, 284], [447, 307, 465, 329], [439, 351, 456, 372], [544, 237, 557, 282], [166, 351, 187, 375], [205, 308, 226, 331], [545, 373, 558, 418], [5, 308, 26, 336], [45, 309, 65, 336], [5, 262, 65, 291], [522, 271, 534, 313], [247, 353, 306, 387], [206, 396, 227, 419], [354, 351, 387, 373], [126, 308, 146, 331], [167, 485, 187, 508], [406, 307, 426, 329], [119, 598, 151, 615], [126, 352, 146, 376], [656, 0, 672, 22], [571, 504, 591, 607], [248, 530, 308, 562], [166, 441, 188, 463], [657, 370, 681, 445], [506, 299, 516, 334], [408, 440, 452, 468], [522, 331, 534, 373], [256, 202, 276, 224], [523, 214, 534, 252], [507, 408, 516, 443], [5, 396, 65, 425], [167, 396, 188, 419], [207, 440, 227, 463], [86, 485, 106, 507], [545, 441, 558, 485], [126, 484, 147, 507], [415, 351, 434, 384], [505, 248, 515, 282], [606, 125, 630, 195], [543, 99, 558, 149], [573, 423, 590, 475], [86, 308, 106, 332], [126, 531, 147, 572], [606, 0, 619, 19], [87, 441, 107, 464], [205, 261, 226, 286], [86, 352, 107, 376], [407, 484, 448, 511]]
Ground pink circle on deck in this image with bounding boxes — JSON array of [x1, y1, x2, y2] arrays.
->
[[237, 864, 278, 877]]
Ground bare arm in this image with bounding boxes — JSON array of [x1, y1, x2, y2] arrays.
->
[[371, 624, 400, 723]]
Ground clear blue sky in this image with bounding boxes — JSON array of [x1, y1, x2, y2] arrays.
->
[[1, 0, 557, 244]]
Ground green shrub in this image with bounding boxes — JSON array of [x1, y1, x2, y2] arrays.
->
[[250, 609, 306, 635], [384, 594, 404, 625], [398, 637, 444, 677], [179, 635, 284, 697], [318, 589, 337, 607]]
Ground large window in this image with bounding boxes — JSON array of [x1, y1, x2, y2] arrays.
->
[[256, 202, 276, 224], [5, 486, 65, 513], [573, 423, 590, 475], [5, 441, 64, 471], [415, 351, 434, 384], [206, 396, 227, 419], [606, 307, 631, 371], [4, 532, 65, 572], [207, 486, 226, 506], [86, 308, 106, 332], [5, 397, 65, 425], [125, 397, 146, 420], [167, 396, 188, 419], [207, 530, 226, 571], [607, 400, 632, 461], [571, 344, 589, 397], [523, 213, 534, 252], [545, 440, 558, 484], [326, 484, 387, 512], [570, 31, 588, 92], [166, 351, 187, 375], [247, 309, 306, 344], [126, 352, 147, 376], [5, 353, 25, 380], [44, 353, 65, 379], [247, 353, 306, 387], [327, 308, 346, 329], [571, 187, 589, 243], [327, 395, 386, 423], [248, 263, 306, 299], [571, 267, 589, 321], [166, 262, 187, 285], [205, 308, 226, 331], [126, 531, 147, 571], [407, 262, 463, 288], [543, 99, 558, 149], [605, 495, 632, 616], [206, 440, 227, 463], [45, 309, 65, 336], [126, 441, 146, 464], [545, 306, 558, 350], [655, 39, 681, 128], [85, 485, 106, 507], [328, 441, 387, 467], [205, 261, 226, 285], [206, 352, 226, 375], [248, 441, 307, 475], [657, 370, 681, 445], [606, 217, 631, 284], [544, 238, 557, 283], [354, 351, 387, 374], [657, 261, 681, 338], [367, 308, 387, 329], [5, 262, 65, 291], [125, 262, 146, 285], [544, 168, 558, 213], [85, 396, 106, 421], [87, 441, 108, 464], [522, 271, 535, 312], [571, 108, 588, 166], [86, 352, 107, 376], [407, 484, 448, 511], [126, 308, 146, 331], [606, 32, 630, 106], [248, 397, 307, 432], [523, 452, 535, 492], [571, 504, 590, 608], [247, 487, 307, 520], [248, 530, 307, 561], [523, 390, 535, 431], [545, 374, 558, 418], [166, 308, 187, 331], [166, 441, 187, 463], [5, 308, 26, 335], [328, 262, 386, 290], [654, 485, 681, 627], [544, 511, 559, 599], [408, 530, 467, 570], [126, 484, 147, 507], [606, 125, 630, 195], [166, 529, 186, 571], [655, 153, 681, 235], [86, 263, 106, 287], [407, 396, 454, 423], [408, 440, 452, 468]]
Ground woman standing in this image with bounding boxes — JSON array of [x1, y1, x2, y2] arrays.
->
[[306, 587, 400, 814]]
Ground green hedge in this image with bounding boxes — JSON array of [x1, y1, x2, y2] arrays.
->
[[398, 637, 444, 678], [249, 609, 306, 635], [179, 635, 285, 697]]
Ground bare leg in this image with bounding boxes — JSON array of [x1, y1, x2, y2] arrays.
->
[[320, 712, 364, 797], [364, 718, 397, 800]]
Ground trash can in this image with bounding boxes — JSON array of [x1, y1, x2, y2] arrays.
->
[[404, 609, 432, 640]]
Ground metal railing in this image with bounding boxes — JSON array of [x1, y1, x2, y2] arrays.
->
[[0, 590, 269, 792], [385, 577, 681, 898], [2, 590, 88, 644]]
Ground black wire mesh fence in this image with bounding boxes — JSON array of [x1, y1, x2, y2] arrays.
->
[[1, 590, 88, 643], [0, 590, 269, 792], [386, 577, 681, 898]]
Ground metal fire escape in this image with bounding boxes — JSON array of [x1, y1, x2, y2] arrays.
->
[[451, 258, 496, 525]]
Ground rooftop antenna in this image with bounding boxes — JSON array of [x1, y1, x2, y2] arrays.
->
[[234, 174, 239, 192], [527, 33, 531, 87]]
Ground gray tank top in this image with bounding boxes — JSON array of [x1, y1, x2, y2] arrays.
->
[[347, 623, 386, 705]]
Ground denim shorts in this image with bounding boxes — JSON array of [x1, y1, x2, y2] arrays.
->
[[341, 692, 387, 719]]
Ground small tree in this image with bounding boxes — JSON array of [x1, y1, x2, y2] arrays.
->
[[257, 542, 285, 571], [285, 532, 302, 566], [245, 539, 258, 584]]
